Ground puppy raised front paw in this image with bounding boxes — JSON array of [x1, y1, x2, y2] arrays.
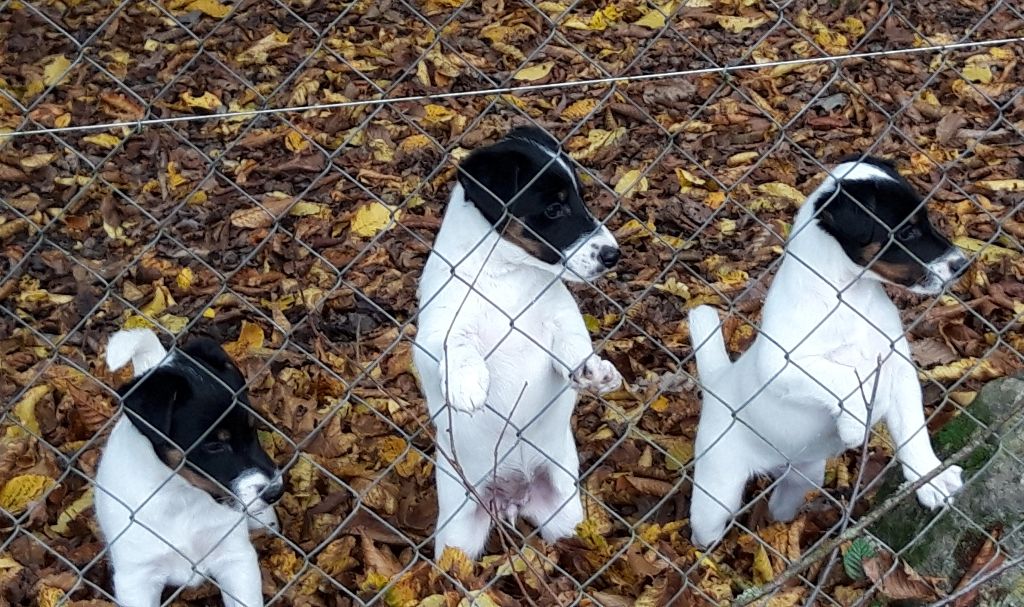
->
[[915, 465, 963, 510], [439, 360, 490, 413], [571, 356, 622, 395]]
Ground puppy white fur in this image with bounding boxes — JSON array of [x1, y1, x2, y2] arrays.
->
[[97, 329, 281, 607], [688, 160, 967, 547], [415, 128, 622, 559]]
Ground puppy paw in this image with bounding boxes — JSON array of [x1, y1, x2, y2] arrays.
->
[[915, 465, 963, 510], [439, 360, 490, 413], [836, 417, 867, 449], [571, 356, 622, 394]]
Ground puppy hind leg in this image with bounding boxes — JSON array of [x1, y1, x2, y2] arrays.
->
[[690, 449, 748, 549], [433, 467, 492, 560], [521, 465, 584, 545], [768, 459, 825, 522], [211, 541, 264, 607]]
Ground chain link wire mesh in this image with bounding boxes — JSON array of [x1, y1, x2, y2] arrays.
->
[[1, 0, 1023, 605]]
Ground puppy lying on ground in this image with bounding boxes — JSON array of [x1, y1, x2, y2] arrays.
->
[[414, 126, 623, 559], [97, 329, 283, 607], [688, 157, 968, 547]]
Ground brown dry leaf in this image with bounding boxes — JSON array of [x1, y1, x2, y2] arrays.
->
[[862, 551, 944, 601], [236, 30, 290, 64], [951, 527, 1005, 607], [360, 534, 402, 578], [229, 196, 293, 229]]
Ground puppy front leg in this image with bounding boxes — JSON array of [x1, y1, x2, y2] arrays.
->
[[212, 540, 264, 607], [113, 570, 164, 607], [546, 309, 621, 394], [778, 357, 872, 448], [884, 361, 962, 510], [438, 329, 490, 414]]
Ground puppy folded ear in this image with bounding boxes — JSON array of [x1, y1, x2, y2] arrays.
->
[[118, 369, 190, 446], [457, 146, 529, 227], [817, 181, 880, 246]]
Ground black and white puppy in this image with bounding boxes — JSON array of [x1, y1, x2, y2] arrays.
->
[[688, 157, 968, 547], [414, 126, 623, 559], [97, 329, 284, 607]]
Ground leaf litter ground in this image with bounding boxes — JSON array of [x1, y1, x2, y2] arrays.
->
[[1, 1, 1023, 606]]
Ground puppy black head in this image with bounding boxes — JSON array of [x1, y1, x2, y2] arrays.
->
[[813, 156, 968, 295], [457, 126, 620, 280], [118, 338, 283, 505]]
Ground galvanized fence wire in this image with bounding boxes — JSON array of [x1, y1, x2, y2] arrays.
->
[[1, 0, 1023, 605]]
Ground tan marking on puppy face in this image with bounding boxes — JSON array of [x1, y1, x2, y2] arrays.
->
[[868, 258, 922, 286], [159, 447, 230, 499], [503, 219, 547, 258]]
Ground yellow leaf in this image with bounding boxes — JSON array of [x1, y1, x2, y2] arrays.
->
[[167, 161, 188, 188], [758, 181, 805, 205], [514, 61, 554, 81], [0, 475, 52, 514], [588, 5, 622, 31], [650, 395, 669, 412], [569, 126, 626, 161], [350, 201, 400, 238], [716, 14, 767, 33], [368, 138, 394, 162], [186, 0, 230, 18], [157, 314, 189, 334], [952, 236, 1017, 264], [962, 64, 992, 84], [7, 385, 48, 438], [236, 30, 290, 65], [122, 315, 154, 330], [55, 113, 71, 128], [284, 129, 308, 153], [839, 16, 866, 37], [727, 151, 758, 166], [20, 153, 57, 169], [176, 267, 194, 291], [289, 201, 327, 217], [561, 98, 598, 121], [664, 439, 693, 471], [141, 284, 175, 317], [614, 169, 649, 198], [422, 103, 456, 126], [753, 543, 773, 584], [43, 55, 72, 87], [920, 357, 998, 382], [635, 2, 675, 29], [50, 487, 93, 535], [654, 276, 690, 299], [675, 167, 706, 187], [82, 133, 120, 149], [224, 320, 265, 359], [716, 268, 749, 287], [38, 587, 65, 607], [202, 308, 216, 319], [437, 545, 475, 578], [399, 134, 433, 154], [583, 314, 600, 333], [977, 179, 1024, 192], [717, 218, 736, 235], [180, 90, 222, 111]]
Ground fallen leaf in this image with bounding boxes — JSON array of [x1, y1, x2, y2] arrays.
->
[[43, 55, 72, 87], [614, 169, 649, 198], [186, 0, 231, 18], [6, 385, 48, 438], [82, 133, 120, 149], [716, 14, 768, 33], [223, 320, 265, 359], [236, 30, 290, 65], [951, 527, 1004, 607], [50, 488, 94, 535], [961, 64, 992, 84], [514, 61, 555, 81], [350, 202, 400, 238], [862, 551, 943, 601], [0, 475, 53, 514], [180, 90, 223, 111]]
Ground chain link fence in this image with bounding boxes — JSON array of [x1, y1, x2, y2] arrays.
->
[[2, 0, 1023, 605]]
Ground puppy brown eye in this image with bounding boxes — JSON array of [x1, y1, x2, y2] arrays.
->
[[204, 441, 230, 454], [545, 202, 566, 219], [895, 225, 920, 241]]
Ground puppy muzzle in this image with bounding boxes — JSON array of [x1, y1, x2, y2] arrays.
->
[[910, 249, 969, 296], [563, 224, 620, 281]]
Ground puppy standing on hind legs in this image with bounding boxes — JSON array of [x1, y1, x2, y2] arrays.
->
[[97, 329, 284, 607], [414, 126, 622, 559], [687, 157, 969, 548]]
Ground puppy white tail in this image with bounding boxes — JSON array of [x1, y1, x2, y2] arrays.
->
[[688, 306, 730, 375], [106, 329, 168, 377]]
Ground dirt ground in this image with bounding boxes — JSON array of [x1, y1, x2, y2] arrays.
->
[[1, 0, 1023, 605]]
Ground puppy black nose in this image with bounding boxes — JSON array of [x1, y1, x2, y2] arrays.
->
[[949, 255, 969, 278], [598, 246, 620, 269], [260, 481, 284, 504]]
